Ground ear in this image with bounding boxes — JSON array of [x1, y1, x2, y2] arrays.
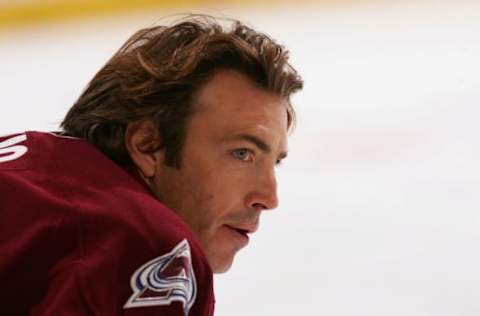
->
[[125, 120, 164, 179]]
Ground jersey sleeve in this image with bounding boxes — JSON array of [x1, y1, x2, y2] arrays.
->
[[0, 132, 214, 315]]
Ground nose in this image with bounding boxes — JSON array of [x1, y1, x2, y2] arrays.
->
[[245, 168, 279, 211]]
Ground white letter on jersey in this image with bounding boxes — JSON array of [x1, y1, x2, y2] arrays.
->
[[0, 134, 28, 163]]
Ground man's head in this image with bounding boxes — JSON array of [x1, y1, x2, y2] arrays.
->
[[62, 15, 303, 273]]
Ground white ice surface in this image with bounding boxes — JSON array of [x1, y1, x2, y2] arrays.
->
[[1, 1, 479, 315]]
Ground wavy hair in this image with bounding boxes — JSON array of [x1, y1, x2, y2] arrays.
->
[[61, 15, 303, 167]]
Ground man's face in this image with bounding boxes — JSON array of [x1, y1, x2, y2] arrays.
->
[[153, 70, 288, 273]]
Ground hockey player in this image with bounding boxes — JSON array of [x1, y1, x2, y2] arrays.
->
[[0, 15, 303, 315]]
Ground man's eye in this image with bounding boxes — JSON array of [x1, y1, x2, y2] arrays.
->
[[232, 148, 253, 162]]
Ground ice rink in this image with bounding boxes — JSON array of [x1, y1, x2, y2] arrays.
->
[[1, 1, 480, 315]]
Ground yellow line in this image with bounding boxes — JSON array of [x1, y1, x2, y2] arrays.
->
[[0, 0, 221, 29], [0, 0, 352, 30]]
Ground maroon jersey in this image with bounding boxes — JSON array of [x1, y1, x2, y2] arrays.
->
[[0, 131, 215, 316]]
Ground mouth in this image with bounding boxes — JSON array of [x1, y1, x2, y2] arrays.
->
[[234, 227, 250, 237], [225, 225, 251, 246]]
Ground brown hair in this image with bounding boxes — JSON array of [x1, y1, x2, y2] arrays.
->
[[61, 15, 303, 167]]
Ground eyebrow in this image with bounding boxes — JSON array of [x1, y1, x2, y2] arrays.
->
[[226, 133, 288, 160]]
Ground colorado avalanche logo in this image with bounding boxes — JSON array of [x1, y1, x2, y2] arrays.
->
[[124, 239, 197, 315]]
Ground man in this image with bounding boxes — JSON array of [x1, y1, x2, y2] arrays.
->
[[0, 15, 303, 315]]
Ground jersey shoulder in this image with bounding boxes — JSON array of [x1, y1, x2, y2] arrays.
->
[[0, 131, 215, 315]]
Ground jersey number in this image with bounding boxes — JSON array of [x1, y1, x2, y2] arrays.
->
[[0, 134, 28, 163]]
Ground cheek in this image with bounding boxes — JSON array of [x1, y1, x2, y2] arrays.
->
[[176, 153, 252, 227], [180, 174, 219, 227], [190, 180, 237, 230]]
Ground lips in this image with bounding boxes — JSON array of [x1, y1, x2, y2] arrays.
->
[[232, 220, 258, 234], [224, 221, 259, 245], [226, 222, 258, 235], [225, 225, 250, 246], [225, 225, 254, 243], [230, 226, 249, 238]]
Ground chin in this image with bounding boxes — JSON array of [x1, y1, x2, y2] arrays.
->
[[209, 255, 235, 274], [204, 231, 243, 273]]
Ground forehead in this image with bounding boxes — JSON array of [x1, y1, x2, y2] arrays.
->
[[191, 70, 289, 142]]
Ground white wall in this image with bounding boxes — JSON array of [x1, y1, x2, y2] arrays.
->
[[1, 1, 479, 315]]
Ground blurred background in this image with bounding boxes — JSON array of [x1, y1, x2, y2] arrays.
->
[[1, 0, 480, 315]]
